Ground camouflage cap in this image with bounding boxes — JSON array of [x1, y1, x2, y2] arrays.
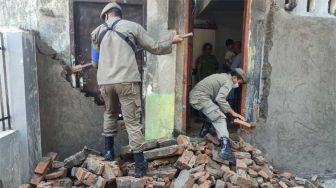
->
[[100, 2, 122, 20], [234, 68, 249, 83]]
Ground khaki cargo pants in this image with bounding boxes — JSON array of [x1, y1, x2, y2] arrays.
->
[[189, 90, 229, 138], [99, 82, 145, 153]]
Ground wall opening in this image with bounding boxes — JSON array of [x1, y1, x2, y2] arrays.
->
[[307, 0, 316, 12], [186, 0, 246, 137]]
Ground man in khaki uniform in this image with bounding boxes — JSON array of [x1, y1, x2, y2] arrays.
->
[[189, 68, 248, 166], [91, 2, 184, 177]]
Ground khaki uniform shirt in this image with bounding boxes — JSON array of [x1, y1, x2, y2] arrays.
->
[[91, 17, 173, 85], [190, 73, 233, 113]]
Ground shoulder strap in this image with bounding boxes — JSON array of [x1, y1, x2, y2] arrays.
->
[[97, 19, 137, 53]]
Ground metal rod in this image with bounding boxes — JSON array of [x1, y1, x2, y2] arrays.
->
[[0, 33, 6, 131], [0, 33, 11, 129]]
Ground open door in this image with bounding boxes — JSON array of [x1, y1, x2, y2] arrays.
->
[[183, 0, 251, 136]]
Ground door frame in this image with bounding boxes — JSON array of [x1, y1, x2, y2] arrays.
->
[[182, 0, 252, 132]]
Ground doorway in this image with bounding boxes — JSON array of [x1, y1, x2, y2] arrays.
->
[[185, 0, 249, 137]]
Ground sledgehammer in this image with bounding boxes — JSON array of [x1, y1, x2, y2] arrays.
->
[[233, 119, 253, 128], [63, 63, 94, 75]]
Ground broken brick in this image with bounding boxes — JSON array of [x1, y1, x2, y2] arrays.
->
[[176, 135, 194, 150], [215, 180, 225, 188], [199, 180, 212, 188], [52, 160, 65, 169], [236, 159, 248, 170], [30, 175, 44, 185], [45, 167, 66, 180], [250, 164, 262, 172], [85, 157, 105, 175], [196, 153, 208, 165], [211, 149, 229, 165], [197, 172, 210, 185], [248, 168, 258, 178], [175, 150, 196, 170], [234, 152, 252, 159], [102, 161, 122, 180], [174, 170, 195, 188], [49, 178, 73, 188], [205, 133, 220, 146], [254, 156, 267, 165], [206, 166, 224, 179], [116, 176, 146, 188], [243, 158, 254, 166], [279, 181, 289, 188], [149, 157, 178, 168], [258, 170, 270, 180], [191, 171, 206, 180], [230, 173, 252, 188], [35, 157, 52, 175], [226, 182, 240, 188], [64, 150, 86, 168], [46, 152, 58, 161], [158, 137, 178, 147], [147, 167, 177, 179], [143, 145, 184, 160]]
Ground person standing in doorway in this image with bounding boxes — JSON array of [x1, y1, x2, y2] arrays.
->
[[223, 39, 235, 72], [195, 43, 219, 82], [91, 2, 184, 178], [189, 68, 249, 166]]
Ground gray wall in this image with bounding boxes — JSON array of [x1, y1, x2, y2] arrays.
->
[[0, 30, 41, 188], [244, 0, 336, 177]]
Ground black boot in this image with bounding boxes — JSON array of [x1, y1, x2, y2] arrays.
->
[[134, 152, 147, 178], [104, 136, 114, 161], [199, 121, 211, 138], [219, 137, 236, 166]]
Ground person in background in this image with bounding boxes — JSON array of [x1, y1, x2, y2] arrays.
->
[[223, 39, 235, 72], [230, 41, 242, 70], [195, 43, 219, 82]]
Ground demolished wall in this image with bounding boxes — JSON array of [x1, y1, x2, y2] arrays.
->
[[244, 0, 336, 176]]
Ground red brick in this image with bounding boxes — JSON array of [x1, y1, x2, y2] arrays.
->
[[75, 167, 88, 181], [250, 164, 262, 172], [18, 184, 32, 188], [85, 157, 105, 175], [34, 157, 52, 175], [144, 145, 185, 160], [220, 165, 231, 173], [157, 137, 178, 147], [94, 176, 108, 188], [192, 171, 206, 180], [30, 175, 44, 185], [242, 145, 254, 152], [116, 176, 146, 188], [45, 167, 66, 180], [258, 170, 270, 180], [205, 133, 220, 146], [175, 150, 196, 170], [199, 180, 212, 188], [174, 170, 195, 188], [234, 152, 252, 159], [196, 154, 209, 165], [248, 168, 258, 178], [230, 174, 252, 188], [149, 157, 178, 168], [236, 159, 248, 170], [176, 135, 194, 150], [226, 182, 240, 188], [147, 168, 177, 179], [279, 181, 289, 188], [102, 161, 122, 180], [197, 172, 210, 184], [52, 161, 64, 169], [205, 149, 212, 156]]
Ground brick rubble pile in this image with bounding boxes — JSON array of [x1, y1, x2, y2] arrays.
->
[[19, 134, 323, 188]]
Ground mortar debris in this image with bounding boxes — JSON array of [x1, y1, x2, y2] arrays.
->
[[19, 135, 324, 188]]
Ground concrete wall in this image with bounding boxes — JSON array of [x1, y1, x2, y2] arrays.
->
[[0, 0, 70, 62], [0, 29, 41, 187], [243, 0, 336, 177]]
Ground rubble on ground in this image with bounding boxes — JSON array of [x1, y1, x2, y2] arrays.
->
[[19, 134, 324, 188]]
